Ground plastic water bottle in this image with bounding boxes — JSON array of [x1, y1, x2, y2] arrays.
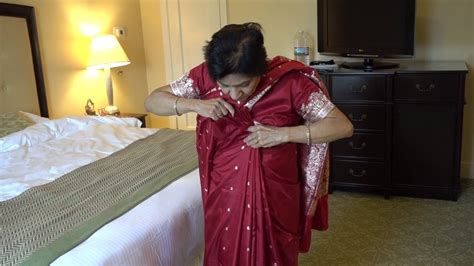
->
[[294, 30, 311, 65]]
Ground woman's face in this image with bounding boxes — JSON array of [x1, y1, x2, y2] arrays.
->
[[217, 73, 261, 103]]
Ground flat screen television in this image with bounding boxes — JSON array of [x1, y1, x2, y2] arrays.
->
[[317, 0, 416, 71]]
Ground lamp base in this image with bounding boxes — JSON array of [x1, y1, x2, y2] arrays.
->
[[104, 105, 120, 115]]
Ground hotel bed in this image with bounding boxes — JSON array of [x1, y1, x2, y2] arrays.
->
[[0, 3, 203, 265], [0, 113, 204, 266]]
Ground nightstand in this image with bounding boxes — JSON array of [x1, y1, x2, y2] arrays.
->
[[119, 113, 147, 128]]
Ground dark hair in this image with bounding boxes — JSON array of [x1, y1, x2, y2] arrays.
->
[[203, 22, 267, 81]]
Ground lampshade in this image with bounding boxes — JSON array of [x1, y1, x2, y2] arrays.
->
[[88, 34, 130, 70], [87, 34, 130, 115]]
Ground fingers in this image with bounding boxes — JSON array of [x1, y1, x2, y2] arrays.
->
[[247, 125, 261, 132], [211, 104, 225, 120], [244, 129, 263, 147], [244, 137, 259, 148], [204, 99, 235, 121], [245, 133, 273, 148], [213, 100, 235, 118], [198, 98, 237, 121], [244, 125, 265, 144], [244, 125, 283, 148], [213, 103, 227, 120], [218, 99, 235, 117]]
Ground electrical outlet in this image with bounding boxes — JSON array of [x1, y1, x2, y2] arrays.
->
[[113, 26, 126, 37]]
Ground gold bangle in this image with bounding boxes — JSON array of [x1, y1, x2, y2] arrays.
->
[[306, 123, 311, 145], [174, 97, 182, 116]]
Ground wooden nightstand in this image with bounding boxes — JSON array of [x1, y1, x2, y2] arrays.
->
[[119, 113, 147, 128]]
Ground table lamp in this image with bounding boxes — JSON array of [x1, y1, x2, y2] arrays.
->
[[88, 34, 130, 115]]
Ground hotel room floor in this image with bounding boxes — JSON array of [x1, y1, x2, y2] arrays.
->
[[299, 179, 474, 265]]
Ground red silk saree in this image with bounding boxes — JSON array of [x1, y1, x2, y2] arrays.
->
[[170, 56, 334, 266]]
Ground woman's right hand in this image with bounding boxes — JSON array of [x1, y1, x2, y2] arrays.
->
[[194, 98, 235, 121]]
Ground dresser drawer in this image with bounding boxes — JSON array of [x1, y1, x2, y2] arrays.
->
[[338, 105, 385, 131], [331, 160, 386, 186], [330, 75, 386, 102], [332, 133, 385, 159], [394, 74, 459, 101]]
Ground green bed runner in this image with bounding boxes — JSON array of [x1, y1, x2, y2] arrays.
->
[[0, 129, 197, 266]]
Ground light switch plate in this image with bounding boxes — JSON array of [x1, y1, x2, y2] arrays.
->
[[113, 26, 126, 37]]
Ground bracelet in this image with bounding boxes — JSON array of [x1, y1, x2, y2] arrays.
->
[[174, 97, 182, 116], [306, 123, 311, 145]]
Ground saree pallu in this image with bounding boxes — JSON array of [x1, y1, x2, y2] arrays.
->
[[171, 56, 334, 265]]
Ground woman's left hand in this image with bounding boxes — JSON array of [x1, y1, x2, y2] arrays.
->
[[244, 125, 288, 148]]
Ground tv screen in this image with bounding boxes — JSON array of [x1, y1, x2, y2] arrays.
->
[[317, 0, 416, 70]]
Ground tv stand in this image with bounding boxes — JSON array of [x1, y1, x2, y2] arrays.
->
[[319, 61, 468, 201], [342, 58, 399, 71]]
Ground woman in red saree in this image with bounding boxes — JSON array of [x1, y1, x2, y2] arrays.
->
[[145, 23, 353, 266]]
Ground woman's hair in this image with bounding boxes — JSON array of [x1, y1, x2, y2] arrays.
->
[[203, 22, 267, 81]]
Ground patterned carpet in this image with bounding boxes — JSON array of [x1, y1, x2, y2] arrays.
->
[[299, 179, 474, 265]]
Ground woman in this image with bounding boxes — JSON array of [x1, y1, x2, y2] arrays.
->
[[145, 22, 353, 266]]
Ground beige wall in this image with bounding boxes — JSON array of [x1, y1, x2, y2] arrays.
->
[[1, 0, 148, 118], [228, 0, 317, 59], [228, 0, 474, 178], [414, 0, 473, 179], [140, 0, 170, 128]]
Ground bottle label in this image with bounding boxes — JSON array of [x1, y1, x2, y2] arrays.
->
[[294, 47, 309, 55]]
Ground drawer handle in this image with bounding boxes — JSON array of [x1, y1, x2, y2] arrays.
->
[[348, 113, 367, 122], [415, 83, 435, 93], [349, 168, 367, 177], [350, 84, 367, 93], [349, 141, 367, 150]]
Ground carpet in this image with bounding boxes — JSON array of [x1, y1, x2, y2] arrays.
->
[[299, 179, 474, 265]]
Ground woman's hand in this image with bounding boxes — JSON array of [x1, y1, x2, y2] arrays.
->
[[194, 98, 235, 121], [244, 125, 289, 148]]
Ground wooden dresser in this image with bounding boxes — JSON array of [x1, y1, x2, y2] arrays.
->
[[319, 61, 468, 200]]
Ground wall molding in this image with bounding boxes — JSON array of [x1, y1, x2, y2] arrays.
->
[[160, 0, 227, 130]]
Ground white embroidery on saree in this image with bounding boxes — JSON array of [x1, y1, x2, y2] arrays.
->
[[300, 70, 332, 215], [300, 143, 329, 215], [170, 72, 200, 98], [244, 84, 274, 110], [299, 91, 335, 122]]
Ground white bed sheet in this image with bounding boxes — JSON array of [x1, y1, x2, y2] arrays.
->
[[0, 116, 204, 265]]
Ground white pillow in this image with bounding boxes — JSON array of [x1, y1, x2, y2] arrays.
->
[[18, 111, 50, 123]]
